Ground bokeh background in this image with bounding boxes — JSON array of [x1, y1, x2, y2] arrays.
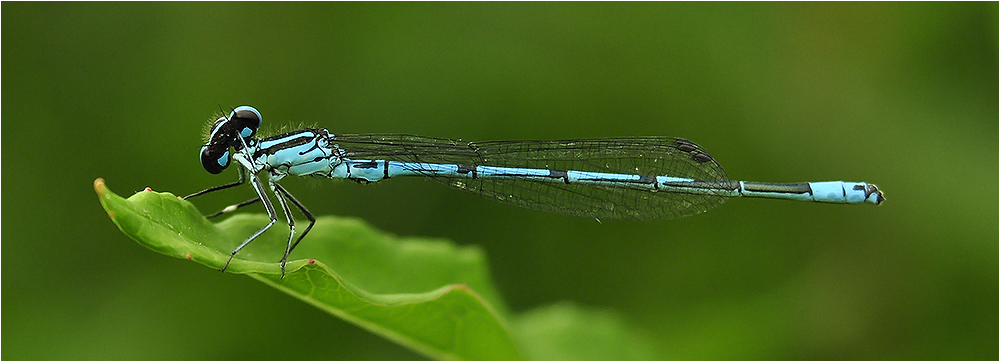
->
[[3, 2, 996, 360]]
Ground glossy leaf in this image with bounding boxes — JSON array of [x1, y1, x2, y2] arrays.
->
[[94, 178, 519, 360], [95, 178, 658, 360]]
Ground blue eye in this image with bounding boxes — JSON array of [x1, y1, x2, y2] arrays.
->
[[200, 144, 230, 174], [230, 106, 262, 139], [198, 106, 263, 175]]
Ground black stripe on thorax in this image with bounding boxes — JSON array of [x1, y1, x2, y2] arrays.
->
[[253, 130, 320, 158]]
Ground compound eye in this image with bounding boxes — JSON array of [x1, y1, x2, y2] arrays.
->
[[200, 144, 230, 174], [229, 106, 262, 139]]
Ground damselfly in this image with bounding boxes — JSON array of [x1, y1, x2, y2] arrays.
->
[[186, 106, 884, 276]]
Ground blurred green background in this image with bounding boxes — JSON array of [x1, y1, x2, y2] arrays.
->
[[3, 2, 996, 360]]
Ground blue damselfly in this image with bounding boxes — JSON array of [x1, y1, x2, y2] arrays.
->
[[186, 106, 884, 276]]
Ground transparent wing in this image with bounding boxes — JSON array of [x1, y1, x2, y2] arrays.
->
[[330, 134, 731, 220]]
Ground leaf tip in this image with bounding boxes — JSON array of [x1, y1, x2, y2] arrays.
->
[[94, 178, 106, 196]]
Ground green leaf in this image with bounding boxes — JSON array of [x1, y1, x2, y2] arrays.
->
[[94, 178, 520, 360], [95, 178, 660, 360]]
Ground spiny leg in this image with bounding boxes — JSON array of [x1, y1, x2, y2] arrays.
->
[[269, 180, 297, 278], [185, 167, 248, 200], [272, 183, 316, 256], [185, 167, 257, 219], [206, 197, 261, 218], [221, 174, 278, 273]]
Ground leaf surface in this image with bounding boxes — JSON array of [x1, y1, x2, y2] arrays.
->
[[94, 179, 519, 360], [95, 178, 659, 360]]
